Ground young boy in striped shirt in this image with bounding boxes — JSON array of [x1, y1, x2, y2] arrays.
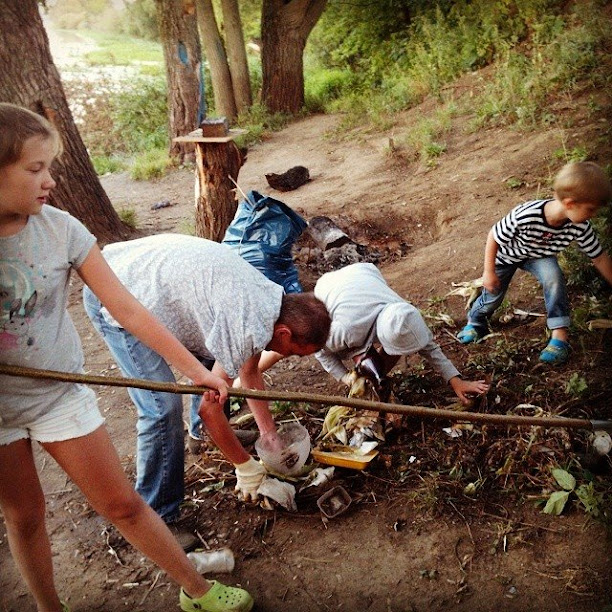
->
[[457, 161, 612, 365]]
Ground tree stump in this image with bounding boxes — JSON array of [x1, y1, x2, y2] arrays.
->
[[173, 129, 246, 242]]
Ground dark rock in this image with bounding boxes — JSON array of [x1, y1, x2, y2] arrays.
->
[[151, 200, 174, 210], [265, 166, 310, 192]]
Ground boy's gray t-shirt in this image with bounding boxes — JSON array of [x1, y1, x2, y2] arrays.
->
[[0, 205, 96, 426], [100, 234, 284, 379], [314, 263, 459, 382]]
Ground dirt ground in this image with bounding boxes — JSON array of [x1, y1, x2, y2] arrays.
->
[[1, 85, 612, 612]]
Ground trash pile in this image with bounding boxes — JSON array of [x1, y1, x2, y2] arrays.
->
[[246, 365, 396, 513], [249, 420, 336, 513]]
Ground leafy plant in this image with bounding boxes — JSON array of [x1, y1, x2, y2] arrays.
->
[[574, 481, 603, 517], [553, 145, 589, 163], [542, 468, 576, 515], [505, 177, 525, 189], [112, 77, 169, 153], [401, 107, 455, 165], [542, 467, 604, 518], [564, 372, 588, 396], [560, 200, 612, 294], [424, 141, 447, 166]]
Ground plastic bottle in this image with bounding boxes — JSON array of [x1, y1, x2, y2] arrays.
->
[[187, 548, 235, 574]]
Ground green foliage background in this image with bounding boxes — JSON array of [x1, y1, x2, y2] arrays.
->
[[60, 0, 612, 257]]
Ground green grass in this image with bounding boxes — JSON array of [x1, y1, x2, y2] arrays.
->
[[91, 154, 127, 176], [553, 145, 590, 164], [234, 104, 292, 148], [129, 148, 172, 180], [79, 30, 163, 66], [392, 104, 456, 164], [304, 68, 353, 113], [117, 206, 138, 228], [318, 0, 610, 137], [472, 3, 610, 129]]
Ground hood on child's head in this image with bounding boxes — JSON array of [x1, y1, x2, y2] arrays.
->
[[376, 302, 432, 355]]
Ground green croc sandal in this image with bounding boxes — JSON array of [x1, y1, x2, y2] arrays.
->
[[457, 324, 482, 344], [180, 581, 254, 612], [539, 338, 569, 365]]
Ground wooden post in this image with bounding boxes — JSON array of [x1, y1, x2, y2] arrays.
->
[[173, 128, 246, 242]]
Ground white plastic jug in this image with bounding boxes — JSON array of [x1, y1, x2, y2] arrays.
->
[[187, 548, 235, 574]]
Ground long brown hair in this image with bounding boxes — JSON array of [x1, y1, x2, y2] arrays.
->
[[0, 103, 62, 170]]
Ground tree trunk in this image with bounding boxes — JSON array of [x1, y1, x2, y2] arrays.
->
[[0, 0, 130, 243], [195, 0, 238, 121], [221, 0, 252, 113], [194, 142, 243, 241], [261, 0, 328, 114], [155, 0, 202, 162]]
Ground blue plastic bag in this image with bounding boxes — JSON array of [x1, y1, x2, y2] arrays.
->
[[222, 191, 307, 293]]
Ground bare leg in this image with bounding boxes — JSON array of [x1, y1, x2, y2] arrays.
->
[[43, 426, 211, 599], [551, 327, 569, 342], [0, 439, 64, 612]]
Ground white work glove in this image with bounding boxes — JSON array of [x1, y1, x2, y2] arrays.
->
[[234, 457, 267, 502], [340, 371, 358, 387]]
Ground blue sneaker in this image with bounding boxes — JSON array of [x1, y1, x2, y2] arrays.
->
[[539, 339, 569, 365], [457, 324, 483, 344]]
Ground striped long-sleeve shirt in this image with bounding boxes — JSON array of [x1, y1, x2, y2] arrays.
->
[[492, 199, 603, 265]]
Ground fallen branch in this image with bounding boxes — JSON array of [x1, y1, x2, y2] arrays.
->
[[1, 363, 608, 431]]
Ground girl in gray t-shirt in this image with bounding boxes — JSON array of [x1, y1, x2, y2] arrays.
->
[[0, 104, 254, 612]]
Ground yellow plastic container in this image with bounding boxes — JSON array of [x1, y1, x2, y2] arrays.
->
[[311, 447, 379, 470]]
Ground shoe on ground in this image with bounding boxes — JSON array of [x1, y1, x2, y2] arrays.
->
[[539, 338, 570, 365], [168, 524, 200, 553], [457, 324, 483, 344], [180, 582, 254, 612]]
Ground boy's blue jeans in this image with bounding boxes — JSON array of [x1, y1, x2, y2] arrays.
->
[[83, 287, 201, 523], [466, 256, 570, 334]]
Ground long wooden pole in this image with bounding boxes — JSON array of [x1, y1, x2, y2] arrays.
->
[[1, 364, 603, 431]]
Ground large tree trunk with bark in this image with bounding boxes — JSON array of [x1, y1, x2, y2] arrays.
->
[[195, 0, 238, 121], [221, 0, 252, 113], [0, 0, 130, 243], [261, 0, 328, 114], [155, 0, 202, 162]]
